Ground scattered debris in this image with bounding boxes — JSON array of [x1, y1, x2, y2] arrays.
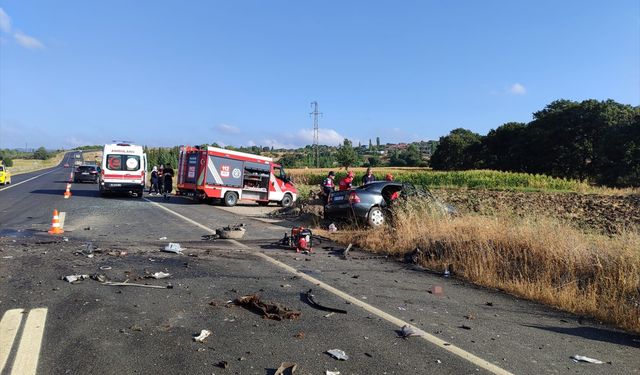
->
[[431, 285, 444, 295], [274, 362, 298, 375], [193, 329, 211, 343], [398, 325, 423, 339], [201, 234, 220, 241], [294, 331, 305, 339], [84, 226, 91, 231], [217, 224, 246, 239], [459, 325, 472, 330], [443, 268, 450, 278], [107, 250, 127, 257], [281, 284, 292, 288], [328, 223, 337, 232], [326, 371, 340, 375], [234, 294, 301, 321], [464, 314, 476, 320], [2, 256, 14, 259], [158, 236, 167, 240], [90, 274, 108, 283], [216, 361, 229, 369], [63, 274, 89, 283], [82, 242, 94, 255], [102, 282, 169, 289], [436, 360, 442, 364], [485, 302, 493, 306], [129, 324, 143, 332], [147, 272, 171, 279], [326, 349, 349, 361], [163, 243, 183, 254], [398, 306, 407, 311], [99, 266, 112, 271], [364, 353, 373, 358], [341, 243, 352, 258], [304, 289, 347, 314], [323, 312, 335, 318], [571, 355, 604, 364]]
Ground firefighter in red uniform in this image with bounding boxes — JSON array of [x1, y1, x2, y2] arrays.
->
[[338, 171, 354, 191], [320, 171, 336, 204], [386, 173, 400, 201]]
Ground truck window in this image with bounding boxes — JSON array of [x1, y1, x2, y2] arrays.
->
[[106, 154, 140, 171]]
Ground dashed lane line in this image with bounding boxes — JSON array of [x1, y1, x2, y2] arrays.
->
[[0, 309, 24, 373], [11, 308, 48, 375], [145, 198, 514, 375], [59, 212, 66, 229]]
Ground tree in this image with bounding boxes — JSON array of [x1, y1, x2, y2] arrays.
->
[[399, 144, 422, 166], [368, 139, 373, 150], [33, 147, 49, 160], [482, 122, 528, 171], [430, 128, 483, 170], [376, 137, 380, 150], [366, 154, 381, 167], [335, 139, 359, 170], [0, 156, 13, 167]]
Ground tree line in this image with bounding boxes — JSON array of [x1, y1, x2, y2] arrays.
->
[[430, 99, 640, 187]]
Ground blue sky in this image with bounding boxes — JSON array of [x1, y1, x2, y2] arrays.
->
[[0, 1, 638, 149]]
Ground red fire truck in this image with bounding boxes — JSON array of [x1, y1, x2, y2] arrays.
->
[[176, 146, 297, 207]]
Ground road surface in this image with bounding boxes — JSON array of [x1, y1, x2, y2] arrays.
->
[[0, 152, 638, 375]]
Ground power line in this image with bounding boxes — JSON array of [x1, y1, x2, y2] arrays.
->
[[310, 101, 322, 168]]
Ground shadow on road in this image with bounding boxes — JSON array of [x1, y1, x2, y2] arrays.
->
[[524, 324, 640, 347], [30, 189, 100, 197]]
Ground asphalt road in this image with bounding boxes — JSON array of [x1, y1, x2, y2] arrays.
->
[[0, 152, 638, 375]]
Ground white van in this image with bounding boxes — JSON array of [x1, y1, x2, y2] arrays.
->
[[99, 143, 147, 197]]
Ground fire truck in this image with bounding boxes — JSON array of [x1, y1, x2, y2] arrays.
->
[[176, 146, 297, 207]]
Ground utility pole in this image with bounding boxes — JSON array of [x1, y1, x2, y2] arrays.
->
[[310, 101, 322, 168]]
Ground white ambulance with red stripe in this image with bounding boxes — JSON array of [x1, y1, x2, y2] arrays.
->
[[177, 146, 297, 207], [98, 142, 147, 197]]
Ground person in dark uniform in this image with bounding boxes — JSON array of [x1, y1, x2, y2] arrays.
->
[[362, 167, 376, 185], [162, 164, 174, 200]]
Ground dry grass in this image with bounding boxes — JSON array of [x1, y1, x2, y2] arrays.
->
[[9, 152, 66, 175], [321, 198, 640, 333]]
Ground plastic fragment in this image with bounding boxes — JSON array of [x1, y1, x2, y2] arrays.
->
[[193, 329, 211, 343], [163, 243, 183, 253], [327, 349, 349, 361], [149, 272, 171, 279], [571, 355, 604, 364], [63, 274, 89, 283], [274, 362, 298, 375]]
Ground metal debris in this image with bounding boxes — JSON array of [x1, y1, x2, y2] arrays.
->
[[102, 282, 170, 289], [398, 325, 423, 339], [148, 271, 171, 279], [234, 294, 301, 321], [63, 274, 90, 283], [304, 289, 347, 314], [571, 355, 604, 364]]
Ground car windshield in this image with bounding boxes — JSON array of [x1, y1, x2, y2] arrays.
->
[[77, 166, 96, 172], [106, 154, 140, 171]]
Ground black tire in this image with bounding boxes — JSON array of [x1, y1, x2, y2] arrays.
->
[[367, 206, 385, 227], [137, 189, 144, 198], [280, 193, 293, 208], [223, 192, 238, 207]]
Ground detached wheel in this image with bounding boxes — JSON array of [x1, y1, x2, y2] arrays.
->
[[280, 193, 293, 208], [367, 207, 385, 227], [224, 192, 238, 207]]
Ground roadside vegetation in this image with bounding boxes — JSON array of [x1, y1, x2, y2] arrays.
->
[[319, 198, 640, 333], [288, 168, 634, 195], [2, 150, 66, 175]]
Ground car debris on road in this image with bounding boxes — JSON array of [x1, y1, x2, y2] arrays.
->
[[63, 274, 90, 283], [304, 289, 347, 314], [147, 271, 171, 279], [163, 242, 183, 254], [398, 325, 423, 339], [326, 349, 349, 361], [234, 294, 301, 321], [274, 362, 298, 375], [571, 355, 605, 364], [193, 329, 211, 343]]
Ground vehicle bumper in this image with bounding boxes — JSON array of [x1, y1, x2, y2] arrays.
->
[[74, 175, 98, 183], [324, 203, 371, 221], [101, 182, 144, 192]]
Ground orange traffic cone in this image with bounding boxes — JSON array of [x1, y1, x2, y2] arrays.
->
[[64, 183, 72, 199], [48, 209, 64, 234]]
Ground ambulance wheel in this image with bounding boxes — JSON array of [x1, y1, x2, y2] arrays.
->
[[136, 189, 144, 198], [280, 193, 293, 208], [224, 192, 238, 207]]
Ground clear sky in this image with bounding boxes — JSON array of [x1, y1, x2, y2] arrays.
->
[[0, 1, 638, 149]]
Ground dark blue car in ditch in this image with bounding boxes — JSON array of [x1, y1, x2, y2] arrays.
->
[[324, 181, 405, 227]]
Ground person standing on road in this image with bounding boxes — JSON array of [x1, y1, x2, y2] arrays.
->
[[362, 167, 376, 185], [149, 166, 159, 195], [158, 164, 165, 194], [320, 171, 336, 204], [162, 164, 174, 201], [338, 171, 354, 191]]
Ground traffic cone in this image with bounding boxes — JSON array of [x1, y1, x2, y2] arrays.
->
[[64, 183, 72, 199], [48, 209, 64, 234]]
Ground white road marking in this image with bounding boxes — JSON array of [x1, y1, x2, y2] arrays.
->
[[0, 168, 59, 192], [146, 199, 514, 375], [58, 212, 66, 229], [11, 308, 48, 375], [0, 309, 25, 373]]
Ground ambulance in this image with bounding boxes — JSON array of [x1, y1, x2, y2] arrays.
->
[[99, 142, 147, 197], [177, 146, 297, 207]]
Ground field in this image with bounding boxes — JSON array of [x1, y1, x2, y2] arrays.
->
[[288, 167, 634, 194], [8, 152, 67, 175], [286, 167, 640, 333]]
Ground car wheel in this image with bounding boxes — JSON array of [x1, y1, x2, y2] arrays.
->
[[137, 189, 144, 198], [224, 192, 238, 207], [367, 207, 385, 227], [280, 193, 293, 208]]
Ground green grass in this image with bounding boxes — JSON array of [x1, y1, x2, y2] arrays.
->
[[289, 168, 604, 193]]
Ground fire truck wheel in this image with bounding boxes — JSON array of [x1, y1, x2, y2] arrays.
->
[[224, 192, 238, 207], [280, 193, 293, 208]]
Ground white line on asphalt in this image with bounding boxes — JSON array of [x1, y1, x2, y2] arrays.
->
[[145, 199, 513, 375], [11, 308, 48, 375], [0, 309, 25, 373], [0, 168, 59, 192]]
